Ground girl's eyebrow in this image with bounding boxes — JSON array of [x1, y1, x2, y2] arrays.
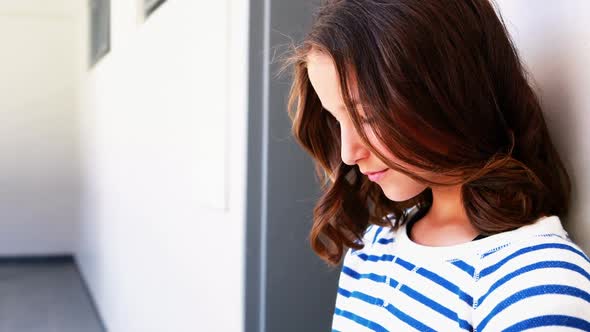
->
[[323, 101, 363, 113], [322, 104, 369, 121], [339, 102, 363, 110]]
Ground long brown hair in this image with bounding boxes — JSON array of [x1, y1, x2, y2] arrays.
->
[[279, 0, 571, 266]]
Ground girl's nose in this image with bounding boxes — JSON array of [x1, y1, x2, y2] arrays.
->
[[340, 123, 369, 166]]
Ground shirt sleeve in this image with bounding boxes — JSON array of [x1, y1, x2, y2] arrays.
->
[[473, 238, 590, 331]]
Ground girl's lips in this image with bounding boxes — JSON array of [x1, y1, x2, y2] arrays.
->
[[367, 169, 388, 182]]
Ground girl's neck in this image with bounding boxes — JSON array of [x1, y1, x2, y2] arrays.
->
[[409, 185, 480, 246]]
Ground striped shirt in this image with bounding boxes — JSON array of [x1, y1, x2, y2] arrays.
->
[[331, 215, 590, 331]]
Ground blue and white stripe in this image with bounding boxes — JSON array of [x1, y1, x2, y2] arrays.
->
[[331, 216, 590, 331]]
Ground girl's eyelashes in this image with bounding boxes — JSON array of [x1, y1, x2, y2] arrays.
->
[[322, 109, 341, 127], [321, 106, 375, 126], [322, 108, 335, 119], [321, 107, 335, 118]]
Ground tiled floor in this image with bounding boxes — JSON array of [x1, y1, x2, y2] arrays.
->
[[0, 256, 105, 332]]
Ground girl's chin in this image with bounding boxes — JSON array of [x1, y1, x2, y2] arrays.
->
[[382, 185, 427, 202]]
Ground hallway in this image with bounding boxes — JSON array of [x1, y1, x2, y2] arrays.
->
[[0, 257, 104, 332]]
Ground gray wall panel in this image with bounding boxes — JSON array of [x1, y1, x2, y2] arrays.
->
[[246, 0, 341, 331]]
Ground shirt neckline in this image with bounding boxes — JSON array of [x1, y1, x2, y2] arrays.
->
[[395, 215, 566, 261], [405, 213, 488, 242]]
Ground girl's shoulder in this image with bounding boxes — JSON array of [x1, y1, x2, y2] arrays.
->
[[478, 216, 589, 269], [349, 223, 397, 255], [473, 225, 590, 331]]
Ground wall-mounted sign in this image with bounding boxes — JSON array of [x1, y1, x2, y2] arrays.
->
[[89, 0, 110, 68], [144, 0, 167, 18]]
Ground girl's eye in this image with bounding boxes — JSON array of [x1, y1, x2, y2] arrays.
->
[[323, 109, 341, 124]]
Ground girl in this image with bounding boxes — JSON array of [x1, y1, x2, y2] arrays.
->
[[281, 0, 590, 331]]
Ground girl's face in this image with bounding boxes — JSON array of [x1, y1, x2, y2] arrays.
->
[[306, 51, 429, 202]]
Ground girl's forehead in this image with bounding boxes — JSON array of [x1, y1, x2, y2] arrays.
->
[[307, 52, 363, 111]]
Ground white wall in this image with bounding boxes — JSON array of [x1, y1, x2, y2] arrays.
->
[[75, 0, 248, 331], [0, 0, 80, 255], [495, 0, 590, 252]]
